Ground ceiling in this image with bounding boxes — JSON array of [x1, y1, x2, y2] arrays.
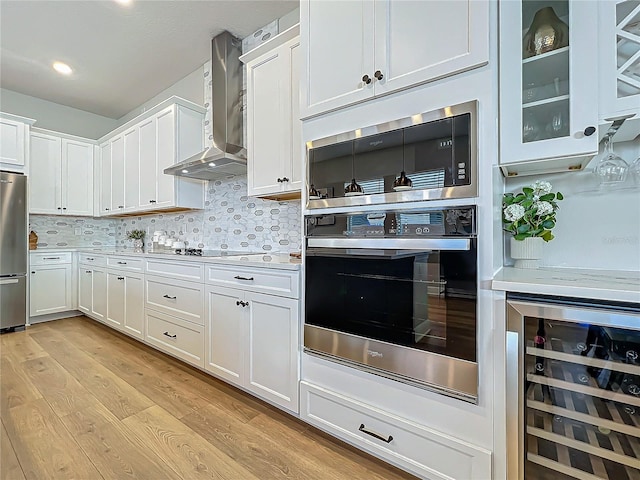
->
[[0, 0, 297, 119]]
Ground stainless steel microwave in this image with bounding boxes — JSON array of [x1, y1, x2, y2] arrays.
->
[[306, 101, 477, 209]]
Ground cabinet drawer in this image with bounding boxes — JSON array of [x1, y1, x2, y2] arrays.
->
[[30, 252, 72, 265], [145, 275, 204, 324], [107, 256, 144, 272], [78, 253, 106, 266], [300, 382, 491, 480], [145, 259, 204, 282], [206, 265, 299, 298], [145, 310, 203, 367]]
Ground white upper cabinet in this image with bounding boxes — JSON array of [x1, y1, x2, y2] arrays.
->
[[96, 98, 205, 216], [110, 134, 125, 213], [300, 0, 489, 119], [598, 0, 640, 137], [0, 114, 34, 173], [99, 141, 112, 215], [30, 130, 93, 216], [123, 127, 140, 212], [499, 0, 599, 175], [242, 27, 302, 198]]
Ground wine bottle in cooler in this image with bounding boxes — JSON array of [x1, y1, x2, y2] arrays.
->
[[534, 318, 546, 376]]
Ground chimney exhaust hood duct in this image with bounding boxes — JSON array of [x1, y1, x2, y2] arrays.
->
[[164, 31, 246, 180]]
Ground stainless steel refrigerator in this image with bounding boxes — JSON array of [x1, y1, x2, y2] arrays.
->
[[0, 171, 27, 330]]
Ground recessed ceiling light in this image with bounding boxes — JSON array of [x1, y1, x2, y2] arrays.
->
[[181, 169, 189, 174], [114, 0, 132, 5], [52, 61, 72, 75], [209, 162, 216, 167]]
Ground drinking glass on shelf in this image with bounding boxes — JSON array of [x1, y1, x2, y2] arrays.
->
[[594, 134, 629, 185], [523, 82, 538, 103], [523, 112, 540, 143]]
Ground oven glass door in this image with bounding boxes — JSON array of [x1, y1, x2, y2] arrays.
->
[[305, 242, 477, 363]]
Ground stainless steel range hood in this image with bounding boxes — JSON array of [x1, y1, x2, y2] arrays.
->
[[164, 31, 246, 180]]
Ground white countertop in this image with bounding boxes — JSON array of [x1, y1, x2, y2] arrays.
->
[[62, 247, 302, 271], [492, 266, 640, 304]]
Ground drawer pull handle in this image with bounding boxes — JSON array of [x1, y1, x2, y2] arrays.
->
[[163, 331, 177, 339], [86, 270, 92, 274], [236, 300, 248, 307], [358, 424, 393, 443], [86, 258, 95, 261], [117, 261, 127, 265], [117, 277, 124, 280], [163, 294, 177, 300], [43, 257, 61, 260], [234, 276, 254, 281]]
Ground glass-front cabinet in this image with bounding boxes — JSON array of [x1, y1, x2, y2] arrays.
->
[[599, 0, 640, 122], [500, 0, 600, 173]]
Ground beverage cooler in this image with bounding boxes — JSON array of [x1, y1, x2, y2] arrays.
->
[[507, 294, 640, 480]]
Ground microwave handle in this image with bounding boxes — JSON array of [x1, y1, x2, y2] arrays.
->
[[306, 237, 470, 251]]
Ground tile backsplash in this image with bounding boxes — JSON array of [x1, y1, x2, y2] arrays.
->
[[29, 215, 117, 248], [116, 176, 301, 253]]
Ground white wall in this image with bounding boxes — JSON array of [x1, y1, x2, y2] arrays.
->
[[504, 139, 640, 272], [0, 88, 118, 139]]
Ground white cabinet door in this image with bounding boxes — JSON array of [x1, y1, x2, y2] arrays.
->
[[29, 265, 72, 316], [78, 268, 93, 314], [62, 139, 93, 216], [205, 286, 244, 384], [246, 36, 302, 198], [124, 127, 140, 212], [123, 272, 144, 340], [106, 271, 125, 329], [29, 132, 61, 214], [301, 0, 375, 118], [110, 135, 125, 213], [91, 267, 107, 321], [373, 0, 489, 96], [599, 0, 640, 120], [138, 117, 157, 209], [499, 0, 599, 166], [247, 47, 287, 196], [0, 118, 25, 166], [155, 107, 175, 207], [99, 142, 112, 215], [245, 292, 299, 412]]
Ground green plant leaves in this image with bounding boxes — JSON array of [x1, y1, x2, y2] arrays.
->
[[503, 183, 563, 242]]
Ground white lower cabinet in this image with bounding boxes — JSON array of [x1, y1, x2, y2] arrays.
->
[[301, 382, 492, 480], [205, 284, 299, 413], [78, 264, 107, 322], [29, 264, 72, 316], [106, 270, 144, 339], [145, 309, 204, 367]]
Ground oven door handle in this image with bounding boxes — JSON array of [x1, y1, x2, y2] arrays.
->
[[306, 237, 470, 250]]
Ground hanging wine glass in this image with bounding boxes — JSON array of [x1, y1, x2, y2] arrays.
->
[[393, 130, 413, 191], [344, 140, 364, 196], [594, 134, 629, 186], [630, 156, 640, 185]]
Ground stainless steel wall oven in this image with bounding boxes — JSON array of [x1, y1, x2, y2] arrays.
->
[[306, 101, 477, 209], [304, 206, 478, 403]]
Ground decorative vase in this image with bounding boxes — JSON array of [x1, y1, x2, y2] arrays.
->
[[133, 239, 144, 253], [523, 7, 569, 59], [510, 237, 544, 269]]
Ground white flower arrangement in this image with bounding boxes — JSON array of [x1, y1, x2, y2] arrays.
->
[[503, 181, 564, 242]]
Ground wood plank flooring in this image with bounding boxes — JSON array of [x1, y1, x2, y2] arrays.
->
[[1, 317, 417, 480]]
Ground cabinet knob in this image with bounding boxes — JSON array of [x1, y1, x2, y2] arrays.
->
[[583, 126, 596, 137], [57, 207, 62, 210], [31, 271, 35, 274], [277, 178, 282, 183], [281, 177, 289, 182], [105, 208, 110, 211], [149, 200, 156, 204], [117, 277, 124, 280], [374, 70, 383, 81], [118, 205, 124, 209], [362, 74, 372, 85], [62, 207, 67, 210]]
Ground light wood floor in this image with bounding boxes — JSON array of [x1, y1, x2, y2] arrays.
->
[[1, 316, 417, 480]]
